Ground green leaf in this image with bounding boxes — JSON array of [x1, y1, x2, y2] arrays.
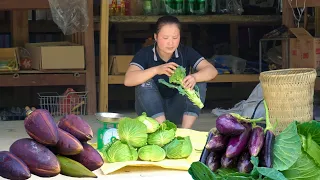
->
[[297, 120, 320, 145], [300, 133, 320, 166], [250, 156, 287, 180], [188, 161, 217, 180], [282, 151, 320, 180], [272, 121, 302, 171]]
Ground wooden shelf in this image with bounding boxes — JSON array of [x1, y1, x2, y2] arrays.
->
[[0, 0, 50, 10], [0, 73, 86, 87], [290, 0, 320, 8], [108, 74, 260, 85], [0, 70, 86, 74], [109, 15, 282, 25]]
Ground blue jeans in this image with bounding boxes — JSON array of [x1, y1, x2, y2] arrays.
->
[[135, 79, 207, 125]]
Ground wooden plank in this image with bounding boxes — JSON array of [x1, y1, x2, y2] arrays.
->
[[230, 24, 239, 56], [0, 70, 86, 74], [0, 0, 49, 10], [11, 10, 29, 47], [83, 0, 97, 115], [315, 8, 320, 36], [316, 78, 320, 91], [0, 74, 86, 87], [108, 74, 260, 84], [289, 0, 320, 8], [282, 0, 294, 69], [99, 0, 110, 112], [109, 15, 282, 25]]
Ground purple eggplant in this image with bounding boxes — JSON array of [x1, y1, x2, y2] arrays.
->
[[248, 126, 265, 156], [221, 153, 237, 168], [237, 151, 254, 173], [199, 131, 214, 163], [216, 114, 246, 136], [205, 151, 221, 172], [205, 130, 229, 152], [225, 122, 252, 158], [259, 100, 275, 168]]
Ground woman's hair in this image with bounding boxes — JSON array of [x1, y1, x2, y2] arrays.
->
[[155, 15, 181, 34]]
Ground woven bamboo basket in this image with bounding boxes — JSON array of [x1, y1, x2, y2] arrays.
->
[[259, 68, 317, 134]]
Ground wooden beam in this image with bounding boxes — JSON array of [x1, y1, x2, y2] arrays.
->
[[11, 10, 29, 47], [83, 0, 97, 115], [282, 0, 294, 69], [109, 15, 282, 25], [0, 0, 49, 10], [289, 0, 320, 8], [230, 24, 239, 56], [108, 74, 260, 84], [0, 74, 86, 87], [99, 0, 109, 112]]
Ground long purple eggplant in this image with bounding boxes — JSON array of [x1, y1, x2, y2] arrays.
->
[[248, 126, 265, 156], [237, 151, 254, 173], [221, 153, 237, 168], [225, 122, 252, 158], [205, 151, 221, 172], [199, 131, 214, 163], [259, 100, 275, 168], [216, 114, 246, 136], [205, 129, 229, 152]]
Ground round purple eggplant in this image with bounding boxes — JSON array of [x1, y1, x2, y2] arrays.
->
[[237, 151, 253, 173], [225, 122, 252, 158], [248, 126, 265, 157], [216, 114, 245, 136], [205, 151, 221, 172]]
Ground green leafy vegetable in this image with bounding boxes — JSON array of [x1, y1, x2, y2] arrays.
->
[[137, 145, 166, 162], [147, 120, 177, 147], [158, 66, 204, 109], [250, 156, 287, 180], [297, 120, 320, 145], [135, 112, 160, 133], [101, 139, 138, 163], [272, 121, 301, 171], [282, 151, 320, 180], [118, 117, 148, 148], [163, 136, 193, 159], [300, 133, 320, 166], [188, 161, 217, 180]]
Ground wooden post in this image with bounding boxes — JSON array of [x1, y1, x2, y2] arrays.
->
[[282, 0, 294, 68], [11, 10, 28, 46], [99, 0, 110, 112], [229, 24, 239, 57]]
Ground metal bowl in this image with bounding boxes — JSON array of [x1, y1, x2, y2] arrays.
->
[[95, 112, 124, 123]]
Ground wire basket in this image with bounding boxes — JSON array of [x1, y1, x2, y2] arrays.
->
[[259, 68, 317, 135], [38, 91, 88, 116]]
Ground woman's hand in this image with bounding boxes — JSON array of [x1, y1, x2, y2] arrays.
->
[[155, 62, 179, 77], [182, 74, 196, 90]]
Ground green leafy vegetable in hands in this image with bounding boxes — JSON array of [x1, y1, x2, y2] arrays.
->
[[118, 117, 148, 148], [163, 136, 193, 159], [101, 139, 138, 163], [135, 112, 160, 133], [158, 66, 204, 109], [147, 120, 177, 147], [137, 145, 166, 162]]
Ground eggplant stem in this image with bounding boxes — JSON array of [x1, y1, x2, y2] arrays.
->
[[263, 100, 274, 133], [230, 113, 264, 123]]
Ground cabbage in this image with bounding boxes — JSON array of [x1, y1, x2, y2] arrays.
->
[[102, 139, 138, 163], [138, 145, 166, 162], [147, 120, 177, 147], [118, 117, 148, 148], [135, 112, 160, 133], [163, 136, 193, 159]]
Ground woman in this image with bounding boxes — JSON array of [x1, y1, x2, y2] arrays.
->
[[124, 15, 218, 129]]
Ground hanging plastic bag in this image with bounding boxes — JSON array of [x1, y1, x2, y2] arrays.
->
[[48, 0, 89, 35]]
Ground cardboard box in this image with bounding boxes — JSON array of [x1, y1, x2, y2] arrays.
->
[[109, 55, 133, 75], [290, 28, 320, 69], [25, 42, 85, 70], [0, 48, 20, 72]]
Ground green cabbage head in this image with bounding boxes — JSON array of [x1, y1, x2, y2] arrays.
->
[[147, 120, 177, 147], [138, 145, 166, 162], [163, 136, 193, 159], [102, 139, 138, 163], [118, 117, 148, 148], [135, 112, 160, 133]]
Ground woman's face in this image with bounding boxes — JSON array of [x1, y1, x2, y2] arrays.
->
[[154, 23, 180, 55]]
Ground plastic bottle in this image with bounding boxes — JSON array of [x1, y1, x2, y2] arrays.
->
[[187, 0, 195, 14], [165, 0, 174, 14], [175, 0, 184, 14], [143, 0, 152, 15], [197, 0, 206, 14]]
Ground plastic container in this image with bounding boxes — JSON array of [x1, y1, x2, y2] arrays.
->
[[212, 55, 247, 74]]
